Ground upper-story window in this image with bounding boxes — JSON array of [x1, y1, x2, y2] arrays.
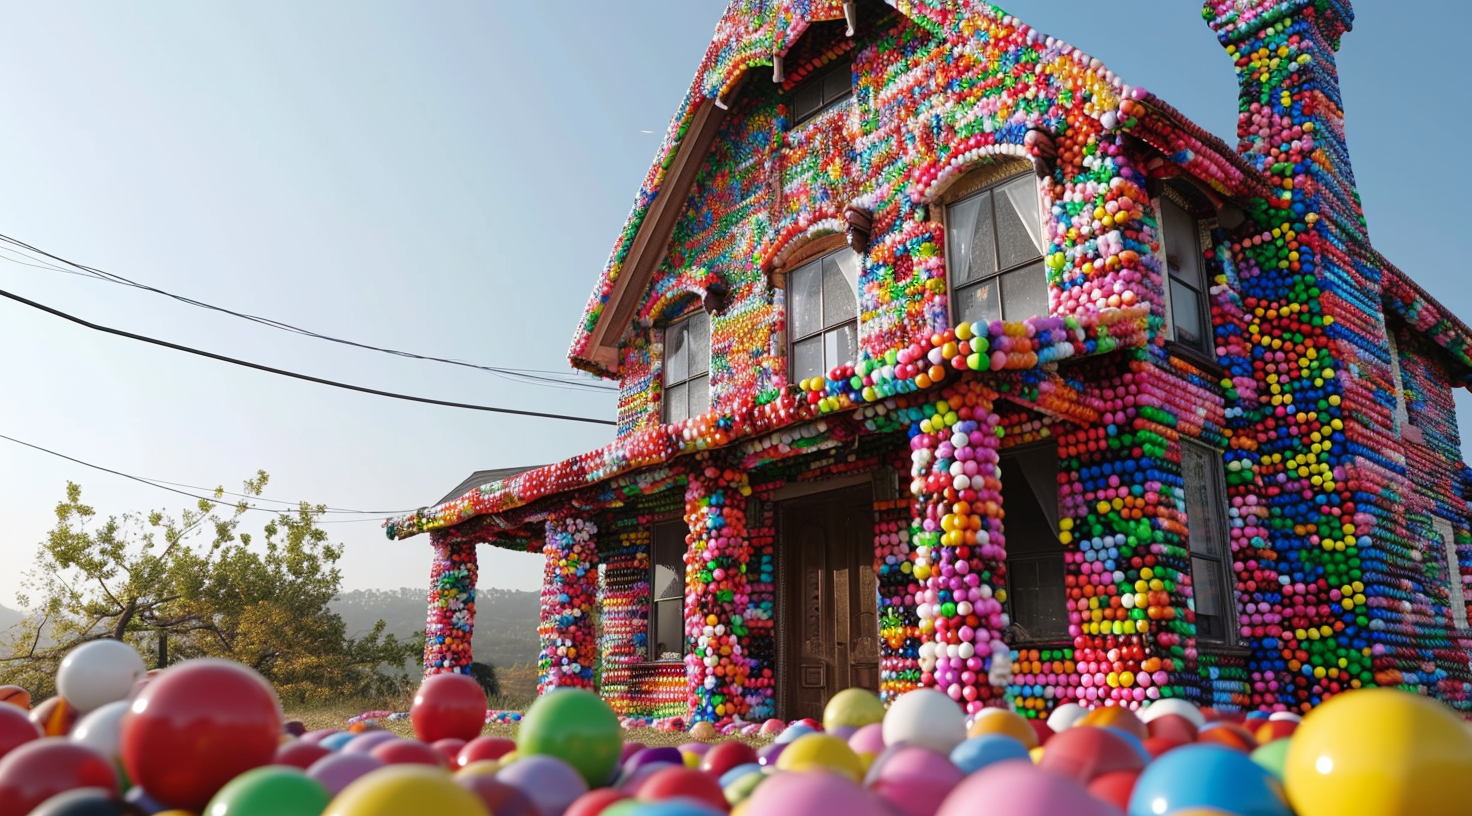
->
[[945, 173, 1048, 326], [791, 58, 852, 125], [662, 311, 710, 424], [1161, 196, 1213, 357], [789, 250, 859, 381], [1180, 439, 1237, 645]]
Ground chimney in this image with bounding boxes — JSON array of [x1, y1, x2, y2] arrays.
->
[[1204, 0, 1365, 238]]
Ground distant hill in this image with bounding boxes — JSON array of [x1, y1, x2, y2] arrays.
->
[[332, 587, 540, 669], [0, 604, 21, 634]]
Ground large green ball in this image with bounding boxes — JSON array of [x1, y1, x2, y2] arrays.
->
[[517, 689, 622, 787], [205, 766, 331, 816]]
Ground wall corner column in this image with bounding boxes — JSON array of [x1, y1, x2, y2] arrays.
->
[[539, 515, 599, 693], [423, 536, 478, 676]]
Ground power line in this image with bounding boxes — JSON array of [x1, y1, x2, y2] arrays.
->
[[0, 432, 413, 523], [0, 233, 616, 393], [0, 287, 617, 427]]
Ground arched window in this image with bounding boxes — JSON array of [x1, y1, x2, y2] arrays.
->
[[662, 311, 710, 423], [787, 248, 859, 381], [943, 170, 1048, 325]]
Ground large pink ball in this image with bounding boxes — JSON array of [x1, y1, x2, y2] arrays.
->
[[744, 770, 895, 816], [867, 746, 965, 816], [935, 760, 1122, 816]]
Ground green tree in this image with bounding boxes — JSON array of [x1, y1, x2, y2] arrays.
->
[[1, 473, 420, 703]]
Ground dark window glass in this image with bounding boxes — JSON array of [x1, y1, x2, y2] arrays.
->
[[1163, 198, 1212, 357], [650, 522, 687, 662], [788, 250, 859, 381], [947, 174, 1047, 326], [1000, 445, 1069, 642], [1181, 440, 1236, 644], [791, 59, 852, 125], [662, 312, 710, 423]]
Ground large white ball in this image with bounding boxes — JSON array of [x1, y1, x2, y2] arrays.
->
[[56, 639, 146, 713], [1046, 702, 1090, 732], [882, 688, 966, 754], [70, 699, 129, 761], [1138, 697, 1205, 727]]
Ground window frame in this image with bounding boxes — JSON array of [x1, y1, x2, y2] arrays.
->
[[939, 169, 1049, 328], [1179, 438, 1239, 646], [649, 520, 687, 664], [789, 56, 853, 126], [1433, 516, 1470, 632], [1387, 332, 1410, 433], [1158, 190, 1216, 359], [785, 248, 859, 383], [660, 310, 711, 425]]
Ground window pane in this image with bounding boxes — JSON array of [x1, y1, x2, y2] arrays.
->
[[1170, 279, 1206, 351], [652, 524, 686, 601], [793, 335, 824, 382], [665, 382, 688, 424], [996, 176, 1045, 268], [1163, 200, 1206, 290], [652, 600, 685, 661], [955, 279, 1000, 327], [687, 374, 710, 417], [688, 312, 710, 376], [665, 322, 687, 384], [824, 323, 856, 372], [1191, 556, 1224, 618], [790, 260, 823, 340], [794, 81, 823, 122], [823, 63, 850, 105], [947, 193, 996, 284], [822, 255, 857, 328], [999, 261, 1049, 322], [1008, 555, 1068, 641]]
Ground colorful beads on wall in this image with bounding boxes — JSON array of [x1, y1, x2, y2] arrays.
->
[[421, 539, 477, 676], [875, 498, 922, 703], [1007, 647, 1079, 719], [538, 516, 599, 693], [598, 529, 652, 716], [742, 491, 778, 721], [683, 461, 754, 723]]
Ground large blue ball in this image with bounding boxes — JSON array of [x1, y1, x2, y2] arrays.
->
[[1128, 744, 1291, 816]]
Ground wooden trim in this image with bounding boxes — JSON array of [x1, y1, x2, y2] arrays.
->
[[772, 234, 849, 288], [772, 471, 874, 502], [930, 157, 1033, 214]]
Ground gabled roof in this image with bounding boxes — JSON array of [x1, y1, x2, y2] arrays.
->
[[437, 466, 542, 505]]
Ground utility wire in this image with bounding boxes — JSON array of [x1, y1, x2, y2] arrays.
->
[[0, 432, 413, 523], [0, 232, 616, 393], [0, 287, 617, 427]]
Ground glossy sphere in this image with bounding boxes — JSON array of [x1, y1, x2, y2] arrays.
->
[[56, 641, 147, 714], [867, 746, 965, 816], [30, 696, 78, 736], [0, 686, 30, 711], [1079, 706, 1148, 740], [0, 703, 40, 761], [305, 753, 385, 796], [458, 736, 517, 767], [949, 734, 1030, 774], [273, 740, 333, 769], [0, 738, 118, 816], [966, 709, 1038, 748], [517, 689, 622, 787], [323, 765, 489, 816], [1128, 744, 1291, 816], [563, 788, 631, 816], [27, 788, 134, 816], [371, 738, 446, 767], [410, 673, 486, 743], [70, 701, 129, 764], [740, 769, 896, 816], [935, 760, 1119, 816], [775, 734, 864, 781], [120, 659, 283, 810], [1284, 689, 1472, 816], [700, 740, 758, 778], [824, 688, 887, 731], [456, 774, 539, 816], [882, 689, 966, 755], [1037, 724, 1147, 784], [496, 754, 589, 816], [203, 766, 331, 816], [637, 766, 727, 811]]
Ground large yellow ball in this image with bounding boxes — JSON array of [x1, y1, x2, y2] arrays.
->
[[324, 765, 490, 816], [775, 733, 865, 781], [968, 708, 1039, 749], [1284, 689, 1472, 816], [823, 688, 886, 731]]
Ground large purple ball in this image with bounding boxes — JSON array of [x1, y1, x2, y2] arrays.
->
[[305, 752, 386, 796], [497, 755, 589, 816]]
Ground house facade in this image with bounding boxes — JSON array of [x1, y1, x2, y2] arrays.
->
[[387, 0, 1472, 724]]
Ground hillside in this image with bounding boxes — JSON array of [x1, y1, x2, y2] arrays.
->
[[332, 587, 540, 669], [0, 603, 21, 634]]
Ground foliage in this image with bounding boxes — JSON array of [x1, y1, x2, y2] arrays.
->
[[469, 661, 500, 698], [0, 474, 420, 702]]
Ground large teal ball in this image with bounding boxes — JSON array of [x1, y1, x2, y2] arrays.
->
[[517, 689, 622, 787]]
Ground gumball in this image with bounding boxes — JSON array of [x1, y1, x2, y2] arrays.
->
[[342, 731, 398, 754], [323, 764, 489, 816], [949, 734, 1030, 774], [203, 766, 330, 816], [69, 701, 129, 765], [30, 696, 79, 736], [1284, 688, 1472, 816], [57, 641, 147, 714], [1139, 699, 1205, 728], [305, 753, 385, 796], [1046, 702, 1089, 732], [371, 738, 445, 767], [848, 723, 885, 755], [883, 689, 966, 754], [824, 688, 886, 731], [1254, 719, 1297, 744], [1142, 736, 1186, 759], [410, 673, 486, 743], [564, 788, 631, 816], [1146, 713, 1199, 744], [718, 763, 763, 789], [517, 689, 622, 787], [0, 738, 119, 816], [433, 737, 468, 760], [935, 760, 1119, 816], [967, 708, 1038, 748], [27, 788, 133, 816], [1087, 770, 1140, 810], [274, 739, 332, 769], [773, 723, 815, 745], [318, 732, 357, 751], [121, 659, 282, 811], [1027, 718, 1055, 746], [1249, 739, 1290, 780], [456, 773, 539, 816], [1080, 706, 1148, 740], [867, 745, 965, 816], [496, 754, 589, 816], [741, 769, 896, 816], [721, 766, 767, 807], [455, 760, 502, 778], [458, 736, 517, 767], [1037, 724, 1146, 784], [1128, 744, 1290, 816], [756, 741, 786, 766], [0, 703, 40, 762], [0, 686, 30, 711], [775, 733, 864, 780], [700, 740, 758, 777], [1196, 722, 1257, 752], [637, 765, 728, 811]]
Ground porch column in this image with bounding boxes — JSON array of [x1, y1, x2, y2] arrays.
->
[[683, 458, 753, 724], [538, 516, 599, 693], [423, 537, 477, 676], [909, 381, 1011, 714]]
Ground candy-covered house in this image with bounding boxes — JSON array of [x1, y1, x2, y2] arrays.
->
[[387, 0, 1472, 723]]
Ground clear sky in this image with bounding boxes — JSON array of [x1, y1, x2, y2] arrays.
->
[[2, 1, 1468, 610]]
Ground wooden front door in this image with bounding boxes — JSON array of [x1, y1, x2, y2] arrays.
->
[[778, 484, 879, 722]]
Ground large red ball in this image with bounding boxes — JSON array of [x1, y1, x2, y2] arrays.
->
[[273, 740, 332, 769], [563, 788, 630, 816], [371, 738, 446, 767], [1036, 726, 1146, 784], [410, 673, 486, 743], [0, 738, 118, 815], [457, 736, 517, 767], [637, 766, 728, 811], [120, 659, 282, 810], [700, 741, 758, 778], [0, 704, 41, 762]]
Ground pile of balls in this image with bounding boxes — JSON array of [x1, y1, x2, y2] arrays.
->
[[3, 640, 1472, 816]]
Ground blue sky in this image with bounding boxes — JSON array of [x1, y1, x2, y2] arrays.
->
[[1, 1, 1467, 610]]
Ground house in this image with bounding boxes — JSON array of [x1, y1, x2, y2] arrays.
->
[[387, 0, 1472, 724]]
